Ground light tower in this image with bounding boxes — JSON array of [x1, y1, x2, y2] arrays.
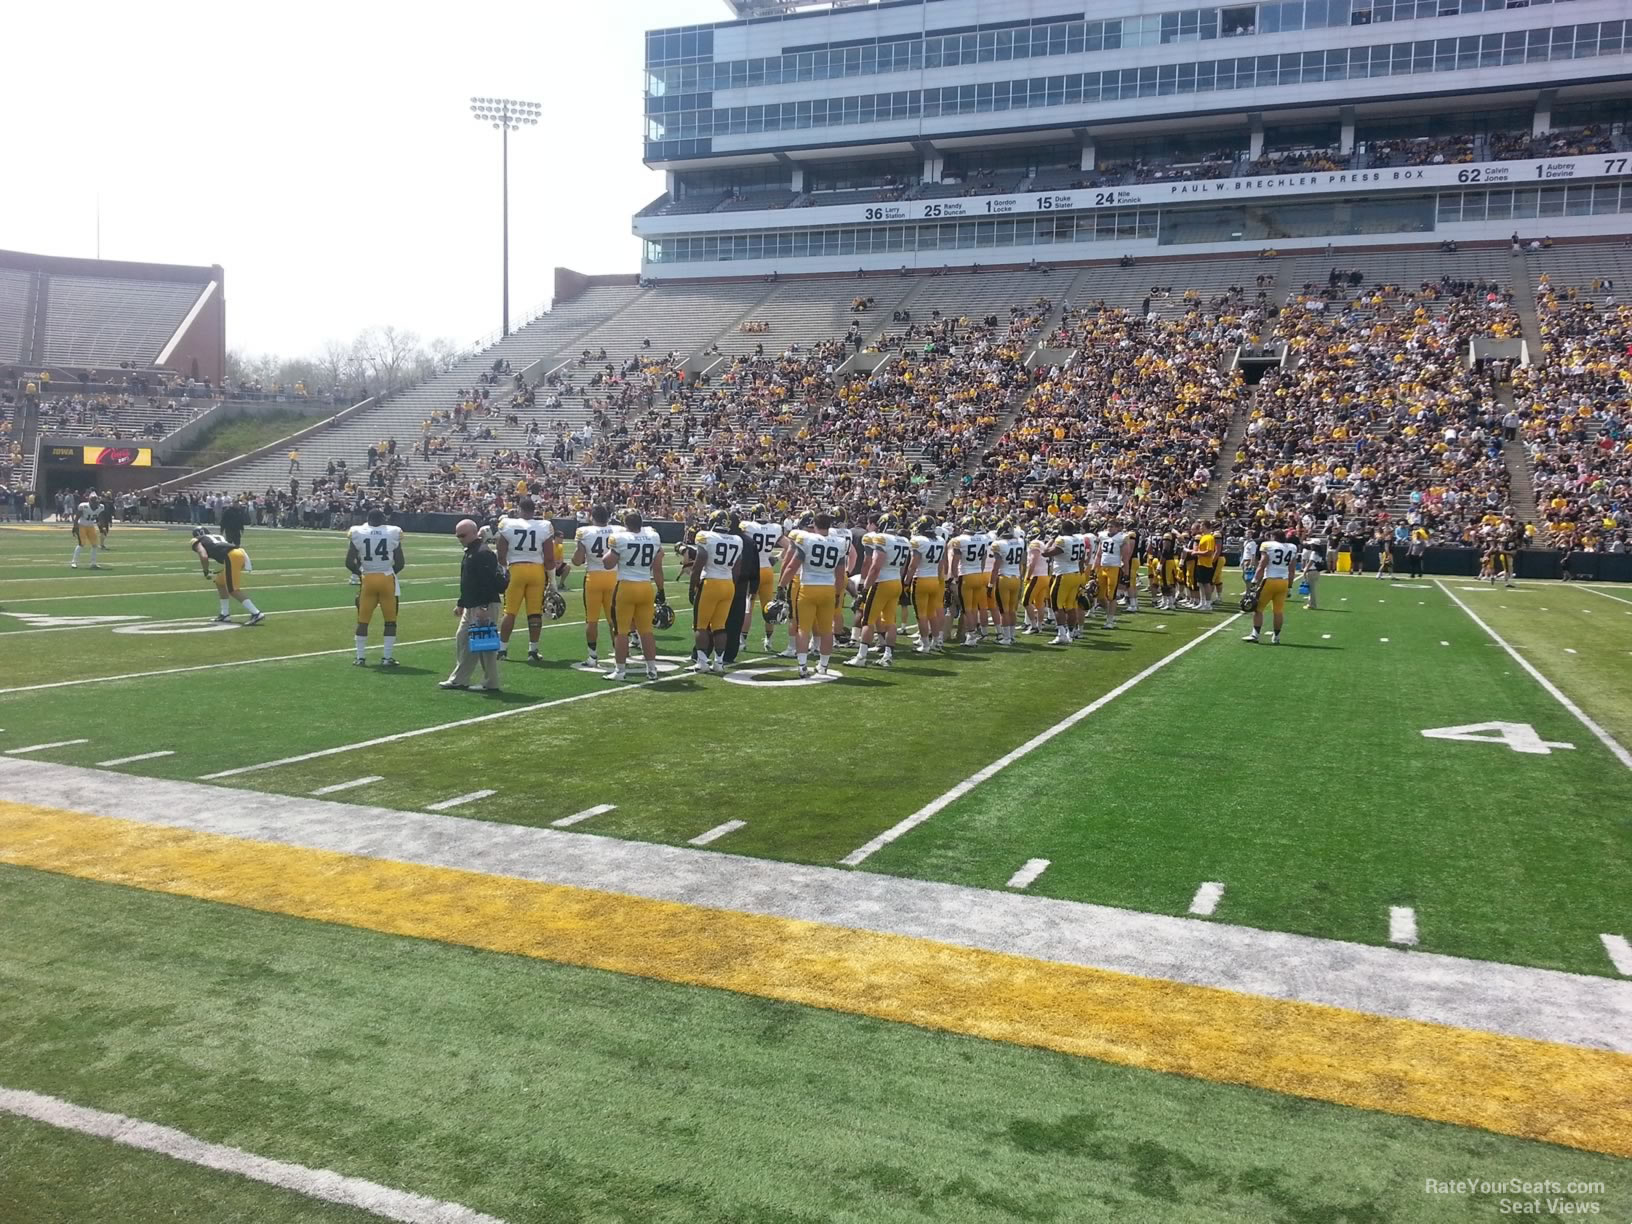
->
[[469, 97, 541, 338]]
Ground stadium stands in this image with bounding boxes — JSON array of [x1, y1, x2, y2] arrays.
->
[[1518, 275, 1631, 551], [0, 267, 31, 363], [165, 242, 1632, 552], [40, 276, 202, 369]]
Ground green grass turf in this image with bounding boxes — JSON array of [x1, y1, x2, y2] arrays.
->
[[2, 528, 1628, 974], [1439, 579, 1632, 747], [2, 865, 1627, 1224], [165, 408, 334, 468], [0, 1114, 381, 1224]]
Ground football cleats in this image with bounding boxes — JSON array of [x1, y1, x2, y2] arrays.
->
[[543, 589, 567, 620]]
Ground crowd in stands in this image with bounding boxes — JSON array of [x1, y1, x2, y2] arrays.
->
[[1365, 134, 1475, 166], [1220, 275, 1522, 547], [1518, 279, 1631, 551], [946, 303, 1248, 529]]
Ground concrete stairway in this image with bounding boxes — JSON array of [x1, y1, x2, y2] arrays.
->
[[1192, 399, 1255, 520], [1511, 248, 1545, 362]]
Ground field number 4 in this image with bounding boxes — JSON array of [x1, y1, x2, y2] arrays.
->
[[1420, 722, 1575, 755]]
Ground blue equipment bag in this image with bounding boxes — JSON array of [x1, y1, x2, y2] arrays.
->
[[467, 624, 501, 653]]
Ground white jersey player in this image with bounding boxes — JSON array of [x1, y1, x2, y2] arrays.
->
[[495, 497, 557, 661], [346, 512, 405, 665], [741, 507, 784, 653], [572, 507, 620, 668], [70, 494, 102, 569]]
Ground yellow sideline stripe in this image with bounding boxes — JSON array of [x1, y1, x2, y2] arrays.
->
[[1, 800, 1627, 1157]]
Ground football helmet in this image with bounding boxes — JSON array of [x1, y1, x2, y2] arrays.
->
[[750, 503, 768, 521], [708, 509, 731, 532], [653, 594, 676, 630], [961, 516, 979, 533], [878, 512, 901, 533], [911, 515, 934, 537], [1239, 589, 1259, 613], [994, 518, 1015, 538], [543, 589, 567, 620], [1077, 588, 1094, 612], [764, 597, 791, 625]]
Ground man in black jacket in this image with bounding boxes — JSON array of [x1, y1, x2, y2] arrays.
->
[[440, 518, 505, 691], [219, 497, 249, 548], [723, 510, 759, 665]]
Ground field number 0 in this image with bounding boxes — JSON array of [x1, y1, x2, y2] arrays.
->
[[1420, 722, 1575, 755]]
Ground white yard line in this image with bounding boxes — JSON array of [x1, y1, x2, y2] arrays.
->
[[1578, 585, 1632, 608], [425, 789, 496, 812], [96, 750, 175, 767], [1434, 581, 1632, 771], [0, 1085, 506, 1224], [689, 819, 746, 846], [1389, 906, 1419, 947], [1601, 934, 1632, 977], [2, 577, 451, 605], [0, 597, 455, 637], [4, 739, 89, 755], [1005, 858, 1050, 889], [552, 804, 616, 828], [840, 614, 1243, 867], [0, 638, 452, 695], [0, 614, 619, 695], [311, 776, 384, 796], [1188, 882, 1225, 916], [198, 619, 718, 781]]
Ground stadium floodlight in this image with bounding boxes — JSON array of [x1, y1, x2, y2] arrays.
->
[[469, 97, 542, 338]]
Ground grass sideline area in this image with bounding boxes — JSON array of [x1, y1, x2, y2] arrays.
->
[[0, 522, 1628, 1221], [164, 407, 334, 469], [2, 866, 1627, 1224]]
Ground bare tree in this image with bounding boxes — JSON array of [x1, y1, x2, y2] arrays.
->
[[367, 325, 421, 393]]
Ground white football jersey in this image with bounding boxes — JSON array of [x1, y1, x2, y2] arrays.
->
[[743, 520, 782, 570], [498, 515, 553, 565], [950, 533, 985, 575], [863, 532, 912, 582], [994, 534, 1026, 577], [1260, 540, 1298, 580], [1049, 534, 1086, 576], [575, 524, 617, 565], [695, 529, 743, 581], [911, 533, 946, 576], [349, 524, 402, 574], [789, 529, 845, 580], [608, 527, 662, 582], [1097, 531, 1127, 567], [828, 527, 855, 573], [76, 502, 98, 527]]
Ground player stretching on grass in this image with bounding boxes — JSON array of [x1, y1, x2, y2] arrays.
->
[[192, 528, 265, 625]]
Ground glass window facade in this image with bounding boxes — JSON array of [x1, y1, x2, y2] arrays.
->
[[645, 19, 1626, 159], [638, 190, 1510, 263], [1437, 181, 1632, 220]]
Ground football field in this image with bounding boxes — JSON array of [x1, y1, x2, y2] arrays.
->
[[1, 523, 1629, 1222]]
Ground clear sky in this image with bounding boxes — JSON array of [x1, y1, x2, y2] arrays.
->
[[1, 0, 725, 360]]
